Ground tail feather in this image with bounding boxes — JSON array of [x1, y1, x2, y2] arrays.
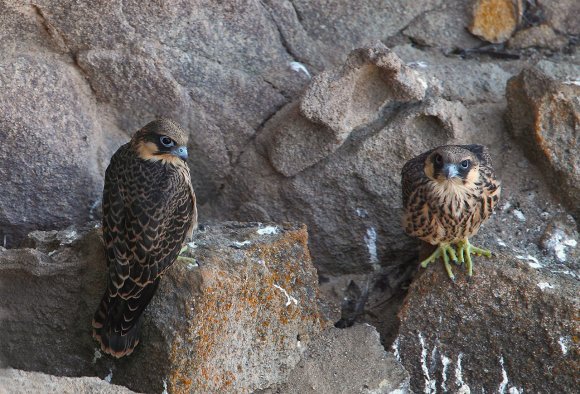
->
[[92, 279, 160, 358]]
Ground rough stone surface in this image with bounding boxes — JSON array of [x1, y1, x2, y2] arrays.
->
[[0, 55, 109, 248], [507, 24, 568, 50], [469, 0, 522, 43], [257, 43, 427, 177], [300, 44, 427, 140], [402, 1, 481, 51], [506, 67, 580, 218], [396, 252, 579, 393], [260, 324, 410, 394], [0, 222, 325, 394], [542, 0, 580, 36], [0, 369, 137, 394], [1, 1, 580, 391]]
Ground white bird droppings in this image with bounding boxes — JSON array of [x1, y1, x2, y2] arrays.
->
[[391, 337, 401, 362], [499, 356, 509, 394], [289, 61, 311, 78], [232, 240, 251, 248], [92, 348, 102, 364], [407, 60, 428, 68], [104, 369, 113, 383], [418, 332, 436, 393], [364, 227, 379, 270], [558, 337, 569, 355], [516, 255, 543, 269], [512, 209, 526, 222], [273, 284, 298, 307], [441, 354, 451, 391], [536, 282, 554, 291], [257, 226, 279, 235]]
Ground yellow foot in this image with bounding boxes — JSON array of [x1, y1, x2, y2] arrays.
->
[[177, 245, 196, 264], [420, 243, 458, 280], [456, 239, 491, 277]]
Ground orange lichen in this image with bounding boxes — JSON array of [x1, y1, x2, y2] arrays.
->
[[163, 225, 324, 392], [469, 0, 521, 43]]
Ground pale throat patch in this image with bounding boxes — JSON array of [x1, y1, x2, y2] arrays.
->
[[135, 141, 185, 166], [431, 178, 476, 218]]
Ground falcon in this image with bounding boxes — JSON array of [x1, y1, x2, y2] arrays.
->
[[93, 118, 197, 357], [401, 145, 500, 280]]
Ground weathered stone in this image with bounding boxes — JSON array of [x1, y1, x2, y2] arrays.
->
[[392, 44, 513, 105], [256, 101, 338, 177], [540, 213, 579, 264], [0, 222, 325, 393], [257, 44, 427, 177], [507, 24, 568, 50], [396, 252, 579, 393], [226, 94, 469, 276], [288, 0, 437, 63], [0, 55, 111, 248], [300, 44, 427, 141], [469, 0, 522, 43], [505, 67, 580, 217], [541, 0, 580, 35], [402, 2, 481, 51], [0, 369, 136, 394], [261, 325, 410, 394]]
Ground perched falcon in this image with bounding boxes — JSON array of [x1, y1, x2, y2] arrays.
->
[[401, 145, 500, 279], [93, 118, 197, 357]]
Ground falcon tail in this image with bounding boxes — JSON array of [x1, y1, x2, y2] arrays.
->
[[92, 279, 160, 358]]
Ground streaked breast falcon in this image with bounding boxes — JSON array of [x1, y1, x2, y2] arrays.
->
[[401, 144, 501, 280], [93, 118, 197, 357]]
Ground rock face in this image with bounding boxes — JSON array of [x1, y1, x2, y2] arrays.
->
[[0, 222, 325, 393], [226, 43, 466, 276], [396, 252, 579, 393], [257, 44, 427, 177], [262, 324, 410, 394], [261, 324, 410, 394], [506, 67, 580, 218], [469, 0, 522, 43], [0, 55, 109, 247], [0, 369, 136, 394]]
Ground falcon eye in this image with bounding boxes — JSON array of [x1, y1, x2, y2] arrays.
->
[[461, 160, 470, 168], [434, 154, 443, 165], [159, 136, 174, 147]]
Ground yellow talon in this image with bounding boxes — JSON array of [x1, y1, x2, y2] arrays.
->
[[457, 239, 491, 276], [420, 243, 458, 280]]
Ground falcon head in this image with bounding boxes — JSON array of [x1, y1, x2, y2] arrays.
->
[[424, 145, 480, 186], [133, 118, 189, 163]]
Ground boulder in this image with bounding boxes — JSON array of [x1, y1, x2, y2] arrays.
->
[[541, 0, 580, 36], [257, 43, 427, 177], [395, 252, 579, 393], [0, 222, 325, 393], [0, 369, 136, 394], [0, 55, 110, 248], [506, 67, 580, 218], [468, 0, 522, 44], [402, 1, 481, 51], [507, 24, 568, 50], [261, 324, 410, 394]]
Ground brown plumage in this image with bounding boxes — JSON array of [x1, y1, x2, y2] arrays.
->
[[93, 118, 197, 357], [401, 144, 500, 279]]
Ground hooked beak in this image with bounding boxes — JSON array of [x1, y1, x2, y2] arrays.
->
[[171, 146, 188, 160], [442, 164, 459, 179]]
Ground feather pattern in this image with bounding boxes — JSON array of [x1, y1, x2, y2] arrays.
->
[[93, 119, 196, 357], [401, 144, 500, 245]]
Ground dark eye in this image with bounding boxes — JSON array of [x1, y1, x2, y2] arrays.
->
[[160, 136, 174, 147], [434, 154, 443, 165], [461, 160, 470, 168]]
